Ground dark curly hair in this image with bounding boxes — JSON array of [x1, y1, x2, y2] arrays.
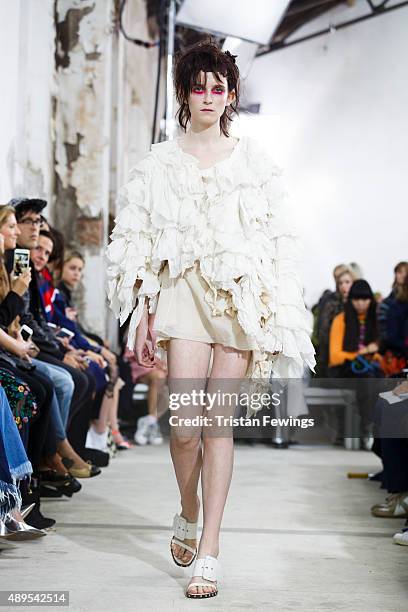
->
[[173, 39, 240, 138]]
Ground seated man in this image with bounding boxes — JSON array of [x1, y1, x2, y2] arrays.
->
[[10, 198, 98, 470]]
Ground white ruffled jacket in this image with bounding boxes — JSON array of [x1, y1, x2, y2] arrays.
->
[[106, 135, 316, 380]]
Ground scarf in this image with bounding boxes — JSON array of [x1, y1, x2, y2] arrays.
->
[[37, 267, 57, 320], [0, 386, 32, 519]]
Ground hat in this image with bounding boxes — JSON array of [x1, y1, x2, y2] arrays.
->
[[9, 198, 47, 221], [348, 279, 374, 300]]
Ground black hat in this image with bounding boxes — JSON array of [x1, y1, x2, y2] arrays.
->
[[348, 279, 374, 300], [9, 198, 47, 221]]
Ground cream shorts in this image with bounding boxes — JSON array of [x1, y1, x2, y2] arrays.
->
[[153, 260, 258, 357]]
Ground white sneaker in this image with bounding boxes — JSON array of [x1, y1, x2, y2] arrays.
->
[[148, 420, 163, 446], [86, 427, 108, 453], [393, 527, 408, 546], [134, 416, 150, 446]]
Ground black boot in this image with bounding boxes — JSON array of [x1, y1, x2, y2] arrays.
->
[[81, 448, 110, 467], [20, 476, 56, 530]]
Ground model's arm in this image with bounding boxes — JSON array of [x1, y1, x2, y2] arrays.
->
[[106, 152, 161, 353], [260, 160, 316, 375]]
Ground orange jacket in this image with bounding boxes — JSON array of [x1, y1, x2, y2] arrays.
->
[[329, 311, 382, 367], [329, 312, 358, 367]]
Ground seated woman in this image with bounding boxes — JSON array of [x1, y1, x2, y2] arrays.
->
[[377, 262, 408, 375], [0, 385, 46, 540], [0, 207, 94, 493], [328, 279, 384, 442], [317, 264, 357, 378], [31, 234, 127, 451]]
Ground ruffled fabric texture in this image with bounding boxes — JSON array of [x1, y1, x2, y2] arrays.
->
[[106, 136, 316, 386]]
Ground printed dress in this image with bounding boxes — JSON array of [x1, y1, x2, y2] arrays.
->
[[106, 135, 316, 382]]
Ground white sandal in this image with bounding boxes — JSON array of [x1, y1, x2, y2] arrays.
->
[[186, 555, 218, 599], [170, 513, 198, 567]]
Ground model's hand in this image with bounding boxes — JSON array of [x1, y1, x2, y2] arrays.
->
[[135, 305, 156, 368]]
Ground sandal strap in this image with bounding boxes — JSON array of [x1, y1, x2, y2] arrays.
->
[[191, 555, 218, 582], [171, 537, 197, 555], [188, 582, 217, 590], [173, 513, 197, 540]]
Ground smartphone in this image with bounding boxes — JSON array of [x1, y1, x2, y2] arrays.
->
[[47, 322, 58, 329], [20, 324, 33, 342], [56, 327, 75, 340], [13, 249, 30, 277]]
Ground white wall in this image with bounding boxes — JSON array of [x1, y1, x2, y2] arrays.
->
[[0, 0, 55, 204], [243, 5, 408, 307]]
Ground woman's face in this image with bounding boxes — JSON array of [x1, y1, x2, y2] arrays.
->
[[337, 273, 353, 299], [0, 213, 21, 250], [62, 257, 84, 287], [187, 71, 235, 129], [30, 235, 54, 272], [395, 266, 407, 286], [351, 298, 371, 315]]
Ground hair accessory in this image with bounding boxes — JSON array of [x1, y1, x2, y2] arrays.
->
[[223, 50, 237, 64]]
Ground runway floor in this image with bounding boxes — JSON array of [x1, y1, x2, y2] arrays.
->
[[0, 443, 406, 611]]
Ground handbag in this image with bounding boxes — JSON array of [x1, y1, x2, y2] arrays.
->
[[349, 355, 384, 378]]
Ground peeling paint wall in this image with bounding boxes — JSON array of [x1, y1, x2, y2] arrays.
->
[[0, 0, 160, 341], [0, 0, 55, 203], [114, 0, 164, 196], [53, 0, 114, 335], [106, 0, 163, 346], [54, 0, 113, 220]]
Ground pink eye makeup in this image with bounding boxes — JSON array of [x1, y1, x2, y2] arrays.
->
[[191, 85, 226, 95]]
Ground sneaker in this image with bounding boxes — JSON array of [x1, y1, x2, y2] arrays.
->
[[371, 492, 408, 518], [148, 420, 163, 446], [393, 527, 408, 546], [134, 416, 150, 446]]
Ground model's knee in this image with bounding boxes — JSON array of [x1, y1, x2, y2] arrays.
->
[[171, 435, 201, 451]]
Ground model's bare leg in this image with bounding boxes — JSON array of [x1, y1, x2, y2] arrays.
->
[[168, 338, 212, 565], [187, 344, 251, 596]]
